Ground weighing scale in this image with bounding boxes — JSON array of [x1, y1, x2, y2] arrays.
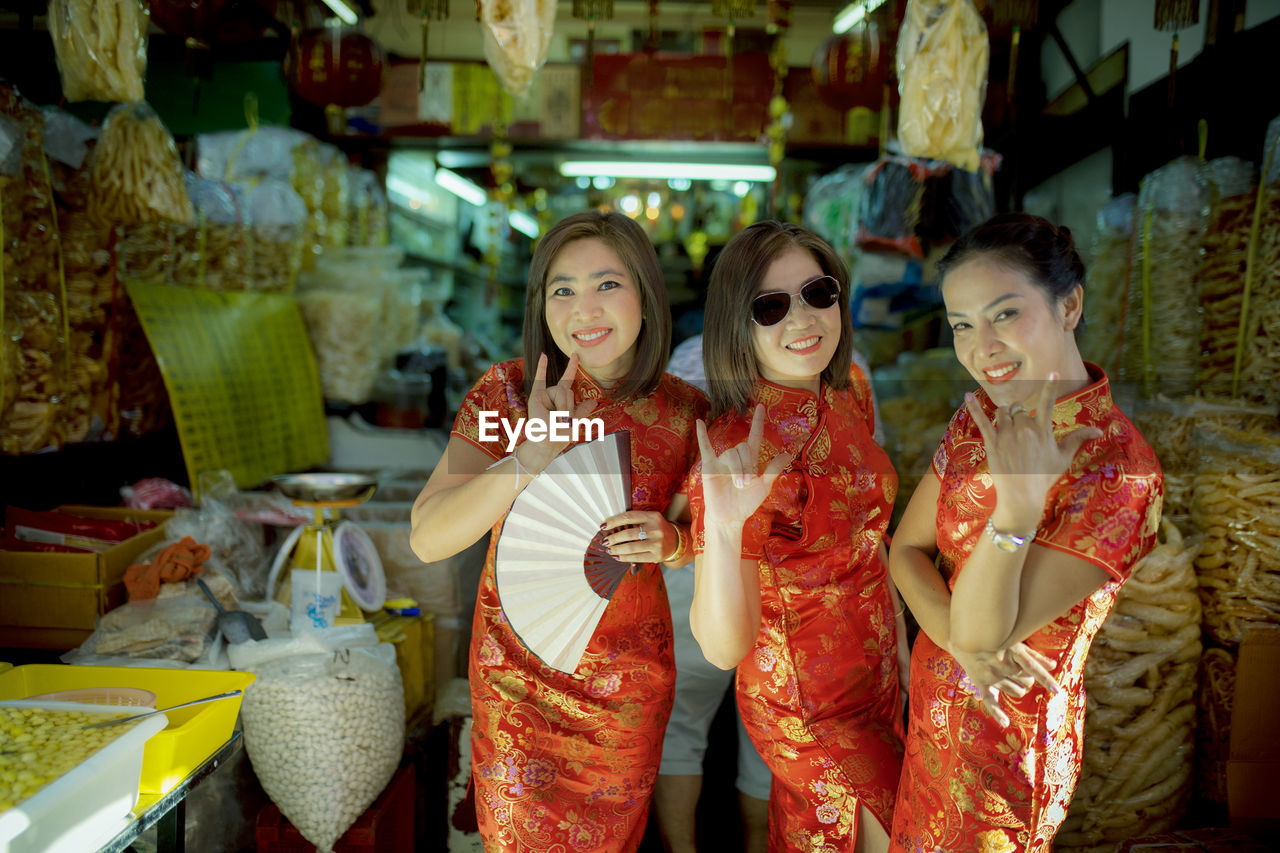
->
[[267, 473, 386, 629]]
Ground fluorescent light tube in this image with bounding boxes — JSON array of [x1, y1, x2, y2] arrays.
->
[[319, 0, 359, 26], [508, 210, 539, 239], [559, 161, 776, 182], [833, 0, 887, 34], [435, 168, 488, 207]]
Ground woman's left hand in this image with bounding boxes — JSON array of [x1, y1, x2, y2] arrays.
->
[[602, 510, 677, 564], [965, 373, 1103, 528], [952, 642, 1062, 728]]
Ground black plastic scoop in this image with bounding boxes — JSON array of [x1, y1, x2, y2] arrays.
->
[[196, 577, 267, 644]]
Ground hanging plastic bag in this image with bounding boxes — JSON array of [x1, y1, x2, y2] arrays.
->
[[239, 640, 404, 853], [478, 0, 557, 97], [88, 103, 193, 227], [47, 0, 148, 102], [1080, 194, 1136, 378], [896, 0, 988, 171]]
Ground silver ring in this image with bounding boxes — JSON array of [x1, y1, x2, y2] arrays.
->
[[636, 529, 647, 541], [1008, 404, 1027, 416]]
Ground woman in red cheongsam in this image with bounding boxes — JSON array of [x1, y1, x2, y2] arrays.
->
[[888, 213, 1163, 853], [410, 211, 707, 852], [689, 221, 906, 853]]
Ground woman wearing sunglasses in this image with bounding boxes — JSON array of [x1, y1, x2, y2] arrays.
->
[[887, 213, 1162, 852], [688, 221, 905, 852]]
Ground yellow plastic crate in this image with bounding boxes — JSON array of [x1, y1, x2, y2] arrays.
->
[[0, 664, 254, 795]]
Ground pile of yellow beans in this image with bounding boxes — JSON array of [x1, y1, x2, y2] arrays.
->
[[0, 706, 138, 811]]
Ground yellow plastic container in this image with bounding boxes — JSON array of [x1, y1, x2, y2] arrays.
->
[[0, 664, 254, 795]]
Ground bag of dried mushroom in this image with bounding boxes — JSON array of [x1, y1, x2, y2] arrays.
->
[[1057, 519, 1202, 851]]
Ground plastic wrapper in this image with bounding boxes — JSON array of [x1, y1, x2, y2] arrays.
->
[[1190, 424, 1280, 647], [926, 154, 998, 245], [64, 568, 238, 663], [1239, 115, 1280, 404], [1128, 396, 1277, 519], [1121, 157, 1208, 397], [88, 102, 193, 227], [1057, 519, 1202, 850], [167, 501, 270, 600], [296, 247, 407, 404], [169, 174, 249, 291], [857, 155, 934, 258], [238, 632, 404, 853], [478, 0, 556, 98], [1, 291, 67, 454], [1080, 194, 1135, 378], [47, 0, 148, 102], [348, 167, 388, 247], [1195, 157, 1257, 395], [318, 144, 349, 249], [803, 164, 871, 264], [242, 179, 306, 293], [896, 0, 988, 171]]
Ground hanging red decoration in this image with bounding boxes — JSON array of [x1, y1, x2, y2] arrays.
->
[[286, 26, 386, 110], [810, 21, 889, 112]]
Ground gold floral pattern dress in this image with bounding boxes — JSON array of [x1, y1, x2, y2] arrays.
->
[[690, 369, 904, 852], [452, 358, 707, 853], [888, 366, 1163, 853]]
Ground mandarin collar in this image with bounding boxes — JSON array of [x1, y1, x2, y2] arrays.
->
[[974, 362, 1112, 427], [751, 375, 827, 414]]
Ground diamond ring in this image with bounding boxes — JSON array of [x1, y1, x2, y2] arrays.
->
[[636, 529, 647, 541]]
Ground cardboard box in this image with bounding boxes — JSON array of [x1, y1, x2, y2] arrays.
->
[[0, 506, 173, 649], [1227, 627, 1280, 826]]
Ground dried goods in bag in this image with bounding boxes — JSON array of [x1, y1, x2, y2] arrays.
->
[[88, 102, 193, 227], [478, 0, 556, 97], [47, 0, 149, 102]]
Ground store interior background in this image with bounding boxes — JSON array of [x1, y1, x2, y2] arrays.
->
[[2, 0, 1280, 850]]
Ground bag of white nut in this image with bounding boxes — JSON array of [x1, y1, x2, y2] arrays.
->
[[237, 633, 405, 852]]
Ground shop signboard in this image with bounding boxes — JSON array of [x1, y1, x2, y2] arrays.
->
[[582, 53, 772, 142]]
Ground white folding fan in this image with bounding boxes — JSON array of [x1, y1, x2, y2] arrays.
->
[[495, 431, 633, 673]]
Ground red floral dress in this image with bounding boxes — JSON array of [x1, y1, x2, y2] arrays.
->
[[689, 370, 904, 852], [452, 358, 707, 853], [889, 366, 1163, 853]]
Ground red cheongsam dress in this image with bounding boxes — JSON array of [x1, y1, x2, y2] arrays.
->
[[452, 358, 707, 853], [690, 369, 905, 852], [889, 365, 1163, 853]]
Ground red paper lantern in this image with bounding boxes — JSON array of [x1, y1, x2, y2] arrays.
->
[[811, 23, 889, 112], [286, 26, 385, 109]]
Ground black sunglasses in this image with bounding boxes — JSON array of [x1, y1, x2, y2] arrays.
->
[[751, 275, 842, 327]]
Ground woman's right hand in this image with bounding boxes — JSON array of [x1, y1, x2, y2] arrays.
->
[[520, 352, 596, 473], [696, 404, 791, 528]]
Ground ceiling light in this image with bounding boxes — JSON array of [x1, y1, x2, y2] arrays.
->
[[833, 0, 888, 34], [435, 168, 487, 207], [561, 161, 777, 182], [319, 0, 359, 26], [508, 210, 539, 239]]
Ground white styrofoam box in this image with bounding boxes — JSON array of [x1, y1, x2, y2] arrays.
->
[[0, 700, 168, 853]]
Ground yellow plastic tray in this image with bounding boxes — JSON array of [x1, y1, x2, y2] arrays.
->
[[0, 664, 255, 795]]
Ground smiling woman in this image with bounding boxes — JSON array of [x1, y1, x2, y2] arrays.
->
[[409, 210, 708, 853]]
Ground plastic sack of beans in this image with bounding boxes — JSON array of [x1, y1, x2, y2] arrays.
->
[[1121, 157, 1207, 397], [1057, 519, 1202, 850], [239, 635, 404, 853], [1190, 424, 1280, 647]]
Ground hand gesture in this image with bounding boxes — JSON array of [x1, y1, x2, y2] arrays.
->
[[696, 404, 791, 529], [965, 373, 1103, 527], [951, 642, 1062, 728], [601, 511, 677, 565], [523, 353, 597, 472]]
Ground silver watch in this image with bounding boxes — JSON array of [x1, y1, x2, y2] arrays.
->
[[984, 518, 1036, 553]]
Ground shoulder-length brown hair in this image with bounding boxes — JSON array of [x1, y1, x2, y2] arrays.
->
[[703, 220, 854, 419], [522, 211, 671, 401]]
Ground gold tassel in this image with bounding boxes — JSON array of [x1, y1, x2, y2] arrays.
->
[[1154, 0, 1199, 31]]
